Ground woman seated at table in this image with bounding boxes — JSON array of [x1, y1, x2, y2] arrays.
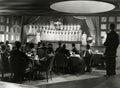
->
[[70, 43, 80, 58], [37, 43, 47, 59], [71, 43, 79, 55], [83, 44, 93, 72], [47, 43, 54, 55], [37, 43, 54, 66], [35, 43, 54, 74], [59, 44, 70, 57]]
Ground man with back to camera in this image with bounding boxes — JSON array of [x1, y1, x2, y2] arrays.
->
[[10, 41, 30, 83], [55, 42, 62, 54], [104, 23, 119, 77], [71, 43, 79, 55]]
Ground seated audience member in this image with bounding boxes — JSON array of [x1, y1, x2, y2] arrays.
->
[[0, 44, 10, 76], [25, 42, 30, 53], [36, 43, 54, 73], [10, 41, 30, 83], [28, 42, 36, 57], [36, 42, 42, 55], [5, 41, 12, 52], [47, 43, 54, 55], [71, 43, 79, 55], [59, 44, 70, 57], [37, 43, 48, 60], [83, 44, 93, 72], [21, 45, 26, 53], [55, 42, 62, 54]]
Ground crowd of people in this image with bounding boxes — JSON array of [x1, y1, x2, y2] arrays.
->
[[0, 40, 94, 83], [0, 23, 119, 84]]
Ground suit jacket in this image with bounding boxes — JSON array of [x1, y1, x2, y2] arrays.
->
[[10, 49, 29, 72], [104, 30, 119, 57], [37, 47, 48, 59], [72, 47, 79, 54], [1, 51, 9, 72], [59, 48, 70, 57]]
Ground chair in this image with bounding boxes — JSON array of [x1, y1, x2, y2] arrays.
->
[[10, 54, 28, 83], [37, 48, 47, 59], [0, 53, 11, 79], [54, 53, 68, 73], [37, 56, 55, 82], [8, 57, 13, 79], [69, 57, 85, 73], [24, 65, 33, 82]]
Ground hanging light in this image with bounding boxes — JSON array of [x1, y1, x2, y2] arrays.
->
[[50, 0, 118, 13], [73, 16, 86, 19]]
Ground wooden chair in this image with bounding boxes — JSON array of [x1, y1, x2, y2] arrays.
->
[[37, 48, 47, 60], [24, 66, 33, 82], [37, 56, 55, 82]]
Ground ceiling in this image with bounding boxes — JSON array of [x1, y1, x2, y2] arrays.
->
[[0, 0, 120, 15]]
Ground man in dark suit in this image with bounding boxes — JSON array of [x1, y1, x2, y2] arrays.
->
[[55, 42, 62, 54], [37, 43, 48, 59], [71, 43, 79, 54], [104, 23, 119, 77], [10, 41, 30, 83], [59, 44, 70, 57]]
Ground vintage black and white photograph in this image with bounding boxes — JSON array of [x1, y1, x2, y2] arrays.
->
[[0, 0, 120, 88]]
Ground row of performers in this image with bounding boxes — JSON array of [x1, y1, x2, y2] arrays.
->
[[27, 25, 81, 34], [34, 30, 88, 45]]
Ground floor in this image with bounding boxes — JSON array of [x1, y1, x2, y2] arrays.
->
[[22, 56, 120, 88], [22, 69, 120, 88]]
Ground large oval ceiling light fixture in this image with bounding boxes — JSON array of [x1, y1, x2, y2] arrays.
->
[[50, 0, 117, 13]]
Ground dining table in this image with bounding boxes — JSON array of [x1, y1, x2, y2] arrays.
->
[[68, 54, 85, 73], [91, 52, 104, 67]]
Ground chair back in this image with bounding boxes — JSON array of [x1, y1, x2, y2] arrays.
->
[[69, 57, 81, 66], [69, 57, 85, 73], [47, 56, 55, 72], [54, 53, 68, 68], [37, 49, 47, 59], [39, 56, 54, 72], [10, 53, 27, 73], [0, 52, 10, 73], [38, 56, 54, 82]]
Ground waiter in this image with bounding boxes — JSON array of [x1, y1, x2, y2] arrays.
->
[[104, 23, 119, 77]]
